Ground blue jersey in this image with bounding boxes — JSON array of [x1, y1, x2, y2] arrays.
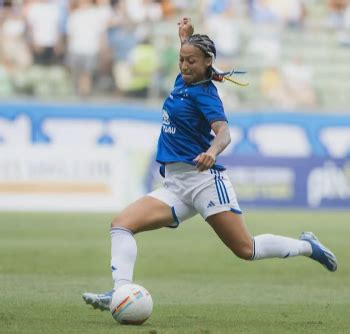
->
[[156, 74, 227, 170]]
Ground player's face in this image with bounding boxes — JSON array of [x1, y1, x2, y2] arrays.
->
[[179, 44, 212, 85]]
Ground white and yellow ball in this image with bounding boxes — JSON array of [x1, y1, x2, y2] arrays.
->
[[110, 284, 153, 325]]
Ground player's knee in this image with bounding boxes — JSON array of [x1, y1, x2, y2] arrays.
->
[[110, 216, 140, 233], [111, 216, 126, 229], [111, 217, 118, 228], [233, 244, 254, 260]]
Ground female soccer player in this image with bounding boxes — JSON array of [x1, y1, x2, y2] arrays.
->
[[83, 18, 337, 311]]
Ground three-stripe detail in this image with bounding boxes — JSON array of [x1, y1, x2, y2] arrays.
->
[[210, 169, 230, 204]]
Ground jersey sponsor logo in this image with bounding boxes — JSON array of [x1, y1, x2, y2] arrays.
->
[[162, 125, 176, 134], [162, 109, 176, 134]]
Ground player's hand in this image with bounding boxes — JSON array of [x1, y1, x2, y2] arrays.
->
[[178, 17, 194, 44], [193, 152, 216, 172]]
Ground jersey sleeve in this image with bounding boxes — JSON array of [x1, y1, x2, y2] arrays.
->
[[193, 85, 227, 124]]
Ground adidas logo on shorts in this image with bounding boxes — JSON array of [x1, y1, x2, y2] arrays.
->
[[207, 201, 215, 208]]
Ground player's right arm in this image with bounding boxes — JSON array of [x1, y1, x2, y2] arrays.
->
[[178, 17, 194, 45], [194, 121, 231, 172]]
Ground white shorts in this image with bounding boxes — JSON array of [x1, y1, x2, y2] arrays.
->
[[148, 162, 242, 228]]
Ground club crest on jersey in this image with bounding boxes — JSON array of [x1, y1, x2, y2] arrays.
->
[[162, 109, 176, 134], [162, 109, 170, 125]]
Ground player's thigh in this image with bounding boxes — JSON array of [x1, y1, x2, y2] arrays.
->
[[112, 195, 174, 233], [149, 186, 197, 228], [206, 211, 253, 260]]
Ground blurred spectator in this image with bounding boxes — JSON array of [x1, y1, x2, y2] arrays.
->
[[270, 0, 305, 28], [57, 0, 70, 35], [161, 0, 196, 17], [108, 1, 157, 97], [250, 0, 305, 28], [247, 0, 282, 67], [125, 0, 163, 24], [25, 0, 63, 66], [94, 0, 114, 92], [327, 0, 348, 29], [157, 38, 178, 95], [327, 0, 350, 45], [280, 57, 316, 108], [246, 28, 281, 67], [125, 38, 157, 97], [107, 0, 138, 94], [261, 57, 316, 109], [0, 0, 349, 109], [249, 0, 280, 23], [344, 5, 350, 45], [66, 0, 107, 96], [160, 0, 177, 17], [260, 66, 286, 107], [0, 3, 32, 72], [203, 0, 241, 62]]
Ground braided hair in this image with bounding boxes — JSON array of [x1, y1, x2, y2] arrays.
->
[[184, 34, 225, 83], [186, 34, 216, 59], [182, 33, 248, 86]]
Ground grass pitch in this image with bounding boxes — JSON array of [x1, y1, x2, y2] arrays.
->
[[1, 210, 349, 334]]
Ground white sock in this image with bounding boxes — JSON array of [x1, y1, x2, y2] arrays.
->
[[252, 234, 312, 260], [110, 227, 137, 289]]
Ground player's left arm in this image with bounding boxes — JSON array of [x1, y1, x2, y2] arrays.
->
[[194, 121, 231, 172]]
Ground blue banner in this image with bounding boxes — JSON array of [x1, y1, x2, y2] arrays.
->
[[1, 102, 349, 209], [145, 156, 350, 209]]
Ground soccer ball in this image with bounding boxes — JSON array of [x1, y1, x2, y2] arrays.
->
[[110, 284, 153, 325]]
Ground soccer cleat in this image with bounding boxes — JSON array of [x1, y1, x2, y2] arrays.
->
[[300, 232, 337, 272], [82, 290, 113, 311]]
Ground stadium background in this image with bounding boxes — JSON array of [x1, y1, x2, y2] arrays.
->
[[1, 1, 350, 333], [0, 0, 349, 210]]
